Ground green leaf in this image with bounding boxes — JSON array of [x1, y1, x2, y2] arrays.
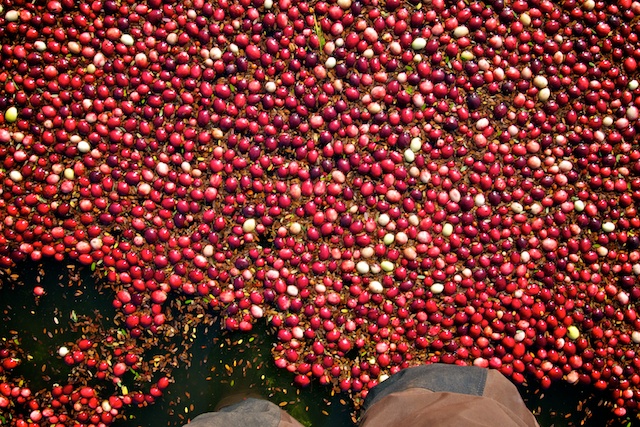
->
[[129, 368, 140, 379], [313, 15, 325, 50]]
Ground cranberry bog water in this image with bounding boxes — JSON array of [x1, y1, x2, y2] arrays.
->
[[1, 0, 640, 426]]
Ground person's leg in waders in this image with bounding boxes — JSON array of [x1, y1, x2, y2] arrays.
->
[[359, 363, 539, 427], [183, 396, 305, 427], [182, 363, 539, 427]]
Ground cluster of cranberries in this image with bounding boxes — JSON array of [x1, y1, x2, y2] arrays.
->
[[2, 0, 640, 424]]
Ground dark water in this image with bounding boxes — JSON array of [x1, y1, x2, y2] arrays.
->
[[0, 260, 633, 426], [114, 325, 355, 427], [0, 261, 114, 392], [0, 260, 353, 427]]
